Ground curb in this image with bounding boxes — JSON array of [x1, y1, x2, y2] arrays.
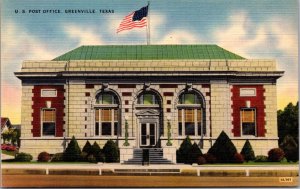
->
[[2, 168, 299, 177]]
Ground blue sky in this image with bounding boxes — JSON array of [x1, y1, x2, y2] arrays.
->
[[1, 0, 298, 123]]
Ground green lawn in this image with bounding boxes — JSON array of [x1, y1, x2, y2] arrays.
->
[[1, 150, 16, 156]]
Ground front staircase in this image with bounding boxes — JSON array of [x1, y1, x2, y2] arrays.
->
[[123, 148, 173, 164]]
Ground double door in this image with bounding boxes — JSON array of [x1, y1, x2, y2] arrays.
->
[[140, 123, 157, 147]]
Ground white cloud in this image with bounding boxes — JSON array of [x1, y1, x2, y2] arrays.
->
[[213, 11, 298, 61], [63, 24, 103, 45], [212, 11, 298, 109], [1, 21, 59, 123], [213, 11, 268, 57], [1, 21, 57, 84]]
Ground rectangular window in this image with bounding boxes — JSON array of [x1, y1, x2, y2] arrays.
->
[[95, 108, 118, 136], [178, 109, 182, 135], [42, 109, 56, 136], [240, 88, 256, 97], [114, 122, 118, 136], [185, 109, 195, 135], [197, 109, 202, 135], [241, 108, 256, 136], [102, 122, 112, 135], [41, 89, 57, 97], [185, 123, 195, 135], [95, 122, 99, 136]]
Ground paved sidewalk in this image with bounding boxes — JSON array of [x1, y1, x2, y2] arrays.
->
[[1, 153, 14, 160], [2, 162, 298, 170]]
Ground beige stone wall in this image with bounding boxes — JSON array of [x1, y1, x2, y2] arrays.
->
[[264, 84, 278, 138], [232, 139, 278, 156], [20, 59, 277, 73], [20, 85, 34, 138], [20, 139, 65, 159], [66, 83, 91, 138], [210, 81, 232, 138]]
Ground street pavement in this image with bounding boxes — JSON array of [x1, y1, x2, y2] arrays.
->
[[2, 175, 299, 187]]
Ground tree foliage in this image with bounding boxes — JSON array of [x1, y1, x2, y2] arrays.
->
[[280, 135, 299, 162], [277, 102, 298, 144], [207, 131, 237, 163], [103, 140, 119, 162], [240, 140, 255, 162], [82, 141, 92, 154], [176, 136, 193, 163], [63, 136, 81, 161], [187, 143, 203, 164]]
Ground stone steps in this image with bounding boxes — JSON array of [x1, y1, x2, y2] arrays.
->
[[123, 148, 173, 165]]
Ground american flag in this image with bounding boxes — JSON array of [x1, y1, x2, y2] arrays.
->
[[117, 5, 148, 33]]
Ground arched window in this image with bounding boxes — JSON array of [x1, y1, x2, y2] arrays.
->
[[94, 92, 120, 136], [96, 92, 119, 104], [137, 91, 160, 105], [177, 91, 205, 136]]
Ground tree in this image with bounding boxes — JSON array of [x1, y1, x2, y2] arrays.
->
[[91, 142, 101, 156], [280, 135, 299, 162], [176, 136, 192, 163], [187, 143, 202, 164], [82, 141, 92, 154], [103, 140, 119, 162], [240, 140, 255, 162], [63, 136, 81, 161], [207, 131, 237, 163], [277, 102, 298, 144]]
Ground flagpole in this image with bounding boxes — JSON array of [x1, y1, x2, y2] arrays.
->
[[147, 1, 150, 45]]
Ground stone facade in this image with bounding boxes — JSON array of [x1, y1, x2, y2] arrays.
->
[[16, 45, 283, 161]]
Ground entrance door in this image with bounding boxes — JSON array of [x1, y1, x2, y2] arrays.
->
[[140, 123, 156, 147]]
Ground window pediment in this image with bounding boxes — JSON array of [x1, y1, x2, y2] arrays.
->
[[136, 109, 160, 116]]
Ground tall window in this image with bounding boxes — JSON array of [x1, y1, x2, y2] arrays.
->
[[42, 109, 56, 136], [95, 92, 120, 136], [178, 92, 205, 136], [241, 108, 256, 136], [137, 92, 159, 105]]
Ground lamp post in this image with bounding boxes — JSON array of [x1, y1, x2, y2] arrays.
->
[[123, 115, 130, 146], [166, 116, 172, 146]]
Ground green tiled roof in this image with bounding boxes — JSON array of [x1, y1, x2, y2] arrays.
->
[[53, 45, 245, 61]]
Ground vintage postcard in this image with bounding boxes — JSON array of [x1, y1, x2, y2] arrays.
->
[[1, 0, 299, 187]]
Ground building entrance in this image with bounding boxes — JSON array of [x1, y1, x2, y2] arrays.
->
[[140, 122, 157, 147]]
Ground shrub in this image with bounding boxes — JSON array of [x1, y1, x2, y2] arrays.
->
[[80, 152, 88, 162], [51, 153, 64, 162], [91, 142, 102, 156], [234, 153, 244, 163], [176, 136, 192, 163], [240, 140, 255, 162], [207, 131, 237, 163], [203, 153, 217, 164], [103, 140, 119, 163], [63, 136, 81, 162], [82, 141, 92, 154], [187, 143, 202, 164], [96, 152, 105, 163], [37, 151, 51, 162], [87, 154, 97, 163], [254, 155, 268, 162], [15, 152, 33, 162], [197, 156, 206, 165], [280, 135, 299, 162], [268, 148, 285, 162]]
